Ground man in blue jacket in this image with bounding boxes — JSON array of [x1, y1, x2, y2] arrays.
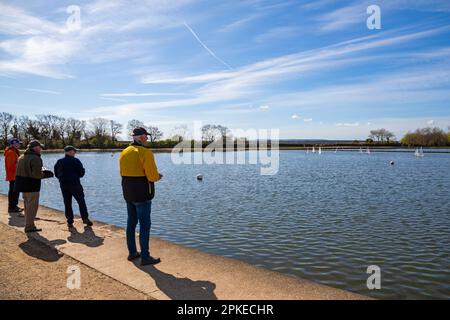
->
[[54, 146, 93, 228]]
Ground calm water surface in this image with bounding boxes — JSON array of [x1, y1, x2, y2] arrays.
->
[[1, 150, 449, 299]]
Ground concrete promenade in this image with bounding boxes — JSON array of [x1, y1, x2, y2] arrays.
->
[[0, 195, 368, 300]]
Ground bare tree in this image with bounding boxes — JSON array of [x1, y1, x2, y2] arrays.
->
[[369, 128, 396, 143], [89, 118, 110, 147], [0, 112, 14, 147], [66, 118, 84, 145], [170, 124, 189, 142], [36, 114, 64, 147], [110, 120, 123, 143], [215, 125, 230, 140], [201, 124, 216, 143], [146, 126, 163, 143], [127, 119, 145, 134]]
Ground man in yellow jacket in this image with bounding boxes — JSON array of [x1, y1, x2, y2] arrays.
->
[[119, 127, 162, 265]]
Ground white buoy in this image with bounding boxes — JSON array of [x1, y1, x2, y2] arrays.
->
[[196, 174, 203, 181]]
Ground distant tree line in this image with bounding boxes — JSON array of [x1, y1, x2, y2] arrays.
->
[[366, 127, 450, 147], [0, 112, 238, 150], [400, 127, 450, 147], [0, 112, 130, 149], [1, 112, 449, 149]]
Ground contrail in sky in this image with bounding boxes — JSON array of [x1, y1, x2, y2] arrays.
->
[[183, 22, 233, 70]]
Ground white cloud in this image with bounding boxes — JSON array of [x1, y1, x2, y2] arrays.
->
[[0, 1, 195, 78], [316, 4, 365, 32], [336, 122, 360, 127], [259, 105, 269, 110], [101, 92, 188, 97], [427, 120, 435, 125], [26, 88, 61, 95], [291, 114, 300, 119], [303, 118, 313, 122], [93, 26, 450, 118]]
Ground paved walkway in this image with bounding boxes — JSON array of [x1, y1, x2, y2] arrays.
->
[[0, 195, 367, 300]]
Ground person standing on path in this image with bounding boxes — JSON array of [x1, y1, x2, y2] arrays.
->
[[54, 146, 93, 229], [4, 138, 23, 215], [14, 140, 54, 233], [119, 127, 162, 266]]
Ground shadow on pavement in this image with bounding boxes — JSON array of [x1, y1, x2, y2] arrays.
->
[[135, 263, 217, 300], [19, 233, 66, 262], [67, 226, 104, 248], [8, 211, 25, 228]]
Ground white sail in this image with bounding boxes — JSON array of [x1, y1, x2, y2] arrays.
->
[[359, 147, 363, 153], [366, 147, 370, 155], [415, 147, 424, 157], [312, 146, 316, 153], [318, 147, 322, 155]]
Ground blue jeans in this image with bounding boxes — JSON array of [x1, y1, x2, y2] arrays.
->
[[126, 200, 152, 260]]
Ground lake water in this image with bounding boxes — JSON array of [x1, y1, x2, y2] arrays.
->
[[1, 150, 449, 299]]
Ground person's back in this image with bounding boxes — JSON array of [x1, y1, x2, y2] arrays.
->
[[4, 146, 19, 182], [119, 127, 161, 266], [15, 148, 44, 193], [54, 154, 85, 185], [54, 146, 92, 228], [120, 143, 159, 202]]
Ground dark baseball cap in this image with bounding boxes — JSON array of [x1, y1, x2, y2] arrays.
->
[[64, 145, 78, 152], [8, 138, 21, 145], [27, 140, 44, 149], [132, 127, 149, 136]]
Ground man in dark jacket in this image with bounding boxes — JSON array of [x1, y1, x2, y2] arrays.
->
[[54, 146, 93, 228], [15, 140, 54, 233]]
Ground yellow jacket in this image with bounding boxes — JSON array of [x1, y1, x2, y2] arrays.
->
[[119, 144, 160, 181], [119, 144, 160, 202]]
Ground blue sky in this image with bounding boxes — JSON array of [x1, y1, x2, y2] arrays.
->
[[1, 0, 450, 140]]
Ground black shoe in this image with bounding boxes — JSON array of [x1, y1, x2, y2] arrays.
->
[[68, 223, 74, 229], [141, 256, 161, 266], [25, 227, 42, 233], [127, 252, 141, 261], [8, 207, 24, 213], [83, 219, 93, 227]]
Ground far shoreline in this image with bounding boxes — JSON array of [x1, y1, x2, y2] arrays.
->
[[2, 146, 450, 154]]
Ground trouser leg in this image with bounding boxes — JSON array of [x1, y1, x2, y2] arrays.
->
[[61, 185, 74, 224], [23, 192, 39, 231], [135, 201, 152, 260], [126, 201, 138, 255], [8, 180, 20, 210], [72, 184, 89, 221]]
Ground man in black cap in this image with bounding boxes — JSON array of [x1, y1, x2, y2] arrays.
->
[[54, 146, 93, 228], [119, 127, 162, 265], [15, 140, 54, 233]]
